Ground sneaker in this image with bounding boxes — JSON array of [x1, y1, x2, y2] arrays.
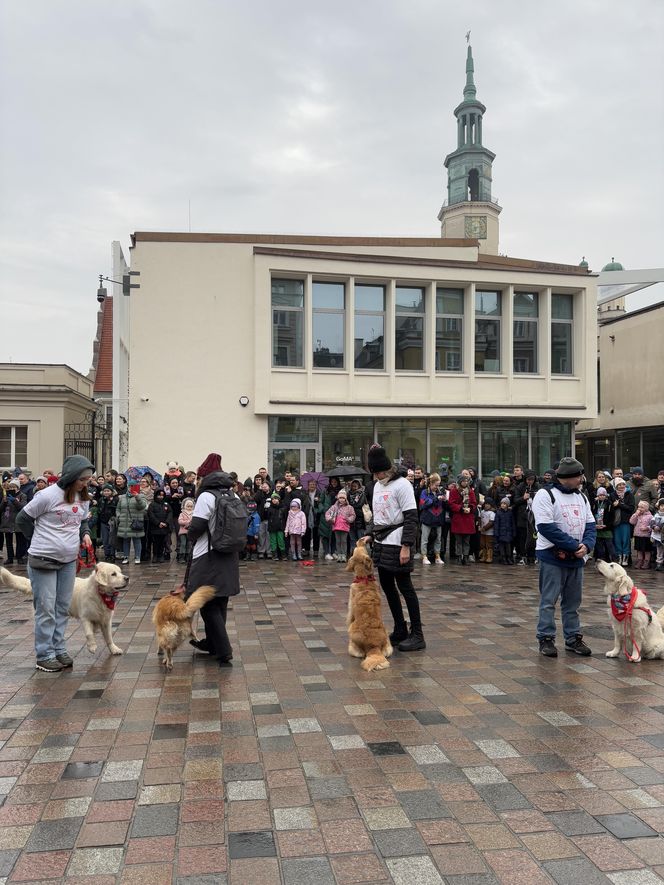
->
[[413, 552, 422, 560], [325, 554, 334, 561], [422, 556, 431, 565], [434, 557, 444, 565], [517, 558, 526, 565], [539, 638, 558, 658], [55, 652, 74, 668], [565, 636, 592, 656], [36, 658, 64, 672], [134, 558, 141, 564], [120, 557, 129, 565]]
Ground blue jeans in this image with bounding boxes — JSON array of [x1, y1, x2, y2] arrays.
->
[[536, 560, 584, 643], [28, 560, 77, 660], [100, 523, 115, 559], [613, 523, 631, 557], [122, 537, 143, 560]]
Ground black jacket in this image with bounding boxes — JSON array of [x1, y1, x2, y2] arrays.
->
[[512, 481, 539, 529]]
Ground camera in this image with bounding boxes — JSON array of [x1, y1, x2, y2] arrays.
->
[[97, 285, 107, 304]]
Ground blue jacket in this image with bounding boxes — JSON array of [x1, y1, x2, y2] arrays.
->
[[493, 508, 515, 543]]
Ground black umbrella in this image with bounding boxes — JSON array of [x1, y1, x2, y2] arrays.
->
[[324, 465, 370, 478]]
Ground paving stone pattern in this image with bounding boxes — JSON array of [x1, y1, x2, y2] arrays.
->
[[0, 556, 663, 883]]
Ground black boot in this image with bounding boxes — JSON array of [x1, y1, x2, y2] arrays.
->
[[398, 628, 426, 652], [390, 623, 409, 644]]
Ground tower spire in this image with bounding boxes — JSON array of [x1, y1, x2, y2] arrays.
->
[[464, 45, 476, 101]]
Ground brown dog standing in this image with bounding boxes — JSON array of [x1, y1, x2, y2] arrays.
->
[[345, 540, 393, 671], [152, 585, 216, 671]]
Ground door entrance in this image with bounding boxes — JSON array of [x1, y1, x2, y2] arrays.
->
[[269, 445, 320, 479]]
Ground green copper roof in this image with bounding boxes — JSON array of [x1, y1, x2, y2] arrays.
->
[[464, 45, 477, 100], [601, 257, 624, 271], [579, 256, 589, 268]]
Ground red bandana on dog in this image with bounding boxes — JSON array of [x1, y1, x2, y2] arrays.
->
[[610, 587, 652, 623], [98, 589, 120, 611]]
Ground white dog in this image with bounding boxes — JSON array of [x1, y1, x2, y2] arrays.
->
[[0, 562, 128, 656], [597, 560, 664, 663]]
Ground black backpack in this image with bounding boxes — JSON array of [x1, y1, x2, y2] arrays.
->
[[208, 489, 249, 554]]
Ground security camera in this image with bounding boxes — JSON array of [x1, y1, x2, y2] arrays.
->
[[140, 396, 150, 403], [93, 398, 104, 404], [97, 285, 107, 303]]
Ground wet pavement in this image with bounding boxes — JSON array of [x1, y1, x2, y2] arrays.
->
[[0, 555, 663, 884]]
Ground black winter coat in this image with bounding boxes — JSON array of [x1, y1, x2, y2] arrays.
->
[[512, 481, 539, 528], [266, 501, 286, 533], [493, 508, 516, 543], [148, 500, 173, 536]]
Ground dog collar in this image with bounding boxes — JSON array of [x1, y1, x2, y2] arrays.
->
[[353, 576, 375, 585], [610, 587, 652, 624], [98, 588, 120, 611]]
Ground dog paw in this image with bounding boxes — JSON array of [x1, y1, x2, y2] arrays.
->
[[628, 655, 642, 663], [605, 649, 620, 658], [109, 645, 123, 655], [86, 643, 97, 654]]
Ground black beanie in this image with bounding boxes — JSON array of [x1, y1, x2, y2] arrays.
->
[[367, 444, 392, 474], [556, 457, 584, 478]]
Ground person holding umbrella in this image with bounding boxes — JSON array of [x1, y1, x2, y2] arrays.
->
[[361, 444, 425, 652]]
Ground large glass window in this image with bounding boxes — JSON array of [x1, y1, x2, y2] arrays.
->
[[551, 293, 573, 374], [395, 286, 425, 371], [376, 418, 426, 470], [313, 281, 345, 369], [531, 421, 572, 477], [643, 427, 664, 478], [513, 292, 538, 373], [430, 420, 478, 476], [480, 420, 527, 477], [268, 416, 319, 443], [272, 279, 304, 367], [617, 430, 641, 472], [0, 425, 27, 470], [475, 290, 501, 372], [321, 417, 374, 472], [435, 288, 463, 372], [354, 284, 385, 370]]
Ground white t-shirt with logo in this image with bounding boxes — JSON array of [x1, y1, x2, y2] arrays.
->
[[371, 476, 417, 546], [532, 486, 594, 552], [22, 484, 89, 563]]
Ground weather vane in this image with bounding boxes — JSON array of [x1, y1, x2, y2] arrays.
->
[[465, 30, 471, 43]]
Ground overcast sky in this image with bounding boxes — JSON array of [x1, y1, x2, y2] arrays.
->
[[1, 0, 662, 374]]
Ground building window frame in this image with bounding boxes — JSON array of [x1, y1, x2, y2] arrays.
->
[[312, 280, 346, 370], [513, 291, 539, 374], [0, 425, 28, 470], [354, 282, 386, 371], [395, 285, 425, 372], [271, 278, 305, 369], [435, 287, 464, 373], [551, 293, 574, 375], [474, 289, 502, 373]]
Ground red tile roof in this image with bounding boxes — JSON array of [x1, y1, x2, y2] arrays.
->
[[92, 297, 113, 394]]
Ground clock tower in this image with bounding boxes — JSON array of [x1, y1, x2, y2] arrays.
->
[[438, 42, 501, 254]]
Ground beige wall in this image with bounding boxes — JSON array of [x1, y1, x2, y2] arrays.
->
[[128, 240, 597, 479], [0, 364, 93, 473], [578, 303, 663, 434]]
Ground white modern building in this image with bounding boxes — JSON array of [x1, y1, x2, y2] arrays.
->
[[120, 44, 598, 480]]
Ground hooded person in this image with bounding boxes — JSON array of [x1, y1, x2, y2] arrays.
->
[[184, 467, 240, 666], [361, 444, 425, 652], [284, 497, 307, 560], [15, 455, 95, 672]]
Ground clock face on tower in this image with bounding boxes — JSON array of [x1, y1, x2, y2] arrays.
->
[[465, 216, 487, 239]]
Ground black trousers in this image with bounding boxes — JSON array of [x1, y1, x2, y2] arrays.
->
[[152, 535, 166, 559], [1, 532, 15, 562], [201, 597, 232, 659], [377, 567, 422, 633]]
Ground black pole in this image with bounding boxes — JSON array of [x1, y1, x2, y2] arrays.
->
[[91, 409, 96, 466]]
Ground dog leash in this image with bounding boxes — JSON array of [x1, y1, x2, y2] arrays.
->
[[611, 587, 653, 660]]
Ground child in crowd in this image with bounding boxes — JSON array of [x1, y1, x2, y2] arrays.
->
[[285, 499, 306, 561], [650, 498, 664, 572], [177, 497, 194, 563], [97, 484, 117, 562], [494, 497, 516, 564], [148, 489, 173, 563], [267, 492, 286, 560], [592, 486, 615, 562], [478, 500, 495, 563], [418, 473, 445, 565], [324, 490, 356, 563], [246, 500, 261, 561], [630, 500, 653, 569]]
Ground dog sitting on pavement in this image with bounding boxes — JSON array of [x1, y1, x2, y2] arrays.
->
[[0, 562, 128, 656], [345, 539, 392, 671], [597, 560, 664, 663]]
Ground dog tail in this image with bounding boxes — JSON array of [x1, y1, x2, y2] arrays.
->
[[656, 605, 664, 629], [184, 585, 216, 617], [0, 567, 32, 596], [361, 649, 390, 672]]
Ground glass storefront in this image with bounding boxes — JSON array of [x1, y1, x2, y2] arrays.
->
[[617, 430, 641, 472], [268, 416, 575, 480], [578, 425, 663, 478]]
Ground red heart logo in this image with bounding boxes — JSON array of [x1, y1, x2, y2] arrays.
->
[[72, 506, 78, 513], [383, 495, 388, 500]]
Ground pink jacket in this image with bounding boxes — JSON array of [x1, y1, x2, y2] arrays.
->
[[178, 510, 192, 535], [285, 509, 306, 536], [325, 502, 356, 532], [629, 510, 653, 538]]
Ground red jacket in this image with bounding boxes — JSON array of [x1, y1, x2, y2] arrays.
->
[[448, 486, 477, 534]]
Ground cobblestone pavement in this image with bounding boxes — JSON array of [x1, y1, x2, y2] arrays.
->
[[0, 555, 663, 885]]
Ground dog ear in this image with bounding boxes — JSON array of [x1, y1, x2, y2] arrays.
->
[[616, 572, 633, 597], [94, 563, 109, 587], [345, 557, 354, 572]]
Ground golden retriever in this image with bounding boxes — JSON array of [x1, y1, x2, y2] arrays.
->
[[597, 560, 664, 662], [345, 540, 392, 671], [0, 562, 128, 656], [152, 585, 216, 671]]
